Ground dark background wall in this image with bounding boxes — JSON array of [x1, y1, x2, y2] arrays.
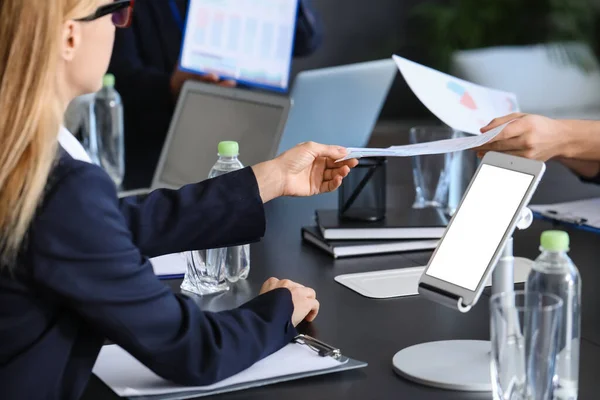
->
[[290, 0, 435, 121], [289, 0, 600, 122]]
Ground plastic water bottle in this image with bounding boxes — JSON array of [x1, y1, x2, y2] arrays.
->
[[90, 74, 125, 188], [526, 230, 581, 399], [206, 141, 250, 283]]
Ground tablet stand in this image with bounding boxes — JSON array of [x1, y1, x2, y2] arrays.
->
[[391, 207, 534, 391]]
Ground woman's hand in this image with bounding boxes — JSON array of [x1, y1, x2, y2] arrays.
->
[[276, 142, 359, 197], [252, 141, 359, 203], [474, 113, 573, 161], [260, 278, 320, 326]]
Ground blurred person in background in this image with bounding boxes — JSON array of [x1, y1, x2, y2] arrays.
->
[[108, 0, 323, 190]]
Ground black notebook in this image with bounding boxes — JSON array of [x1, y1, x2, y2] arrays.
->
[[315, 208, 448, 240], [302, 227, 439, 258]]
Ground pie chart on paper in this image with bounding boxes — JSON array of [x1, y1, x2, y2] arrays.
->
[[447, 81, 478, 110], [506, 97, 518, 112]]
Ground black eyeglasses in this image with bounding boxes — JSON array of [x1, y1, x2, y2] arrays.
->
[[75, 0, 135, 28]]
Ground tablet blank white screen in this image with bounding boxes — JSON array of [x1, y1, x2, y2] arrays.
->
[[181, 0, 298, 90], [425, 164, 534, 291]]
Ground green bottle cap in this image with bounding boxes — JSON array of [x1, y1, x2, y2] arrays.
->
[[218, 141, 239, 157], [540, 230, 569, 252], [103, 74, 115, 88]]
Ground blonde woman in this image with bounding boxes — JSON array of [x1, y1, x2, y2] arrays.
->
[[0, 1, 357, 399]]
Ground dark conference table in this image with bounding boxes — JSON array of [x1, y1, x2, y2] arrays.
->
[[83, 189, 600, 400]]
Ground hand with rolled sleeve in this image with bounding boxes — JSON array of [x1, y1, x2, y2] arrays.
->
[[474, 113, 572, 161], [474, 113, 600, 180]]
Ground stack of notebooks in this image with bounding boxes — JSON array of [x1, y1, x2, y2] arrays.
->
[[302, 208, 448, 258]]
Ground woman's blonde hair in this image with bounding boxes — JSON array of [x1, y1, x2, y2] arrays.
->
[[0, 0, 99, 264]]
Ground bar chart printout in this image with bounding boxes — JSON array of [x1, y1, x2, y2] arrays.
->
[[180, 0, 299, 91]]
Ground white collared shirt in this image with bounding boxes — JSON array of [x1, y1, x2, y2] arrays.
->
[[57, 126, 92, 163]]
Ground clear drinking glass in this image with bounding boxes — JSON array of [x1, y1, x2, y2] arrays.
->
[[180, 249, 230, 296], [409, 126, 457, 211], [446, 131, 480, 216], [490, 291, 563, 400]]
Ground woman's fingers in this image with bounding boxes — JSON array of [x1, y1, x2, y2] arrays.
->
[[305, 299, 320, 322], [476, 136, 526, 153], [320, 175, 343, 193], [327, 157, 358, 169], [322, 165, 351, 182], [277, 279, 304, 289]]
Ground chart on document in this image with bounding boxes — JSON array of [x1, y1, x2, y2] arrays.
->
[[180, 0, 298, 91]]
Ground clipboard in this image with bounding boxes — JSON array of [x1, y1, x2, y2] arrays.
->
[[530, 198, 600, 235], [92, 335, 367, 400], [532, 210, 600, 234]]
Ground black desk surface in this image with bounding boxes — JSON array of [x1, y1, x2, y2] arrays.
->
[[83, 193, 600, 400]]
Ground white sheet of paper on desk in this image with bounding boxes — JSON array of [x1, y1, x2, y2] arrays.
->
[[93, 343, 345, 397], [392, 55, 519, 135], [339, 122, 509, 161], [150, 253, 187, 277]]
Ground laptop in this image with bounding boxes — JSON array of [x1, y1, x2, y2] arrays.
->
[[150, 81, 291, 190], [276, 59, 398, 154]]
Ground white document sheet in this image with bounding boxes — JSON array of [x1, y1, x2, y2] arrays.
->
[[150, 253, 187, 278], [93, 343, 345, 397], [339, 122, 510, 161], [339, 55, 520, 161], [393, 55, 519, 135]]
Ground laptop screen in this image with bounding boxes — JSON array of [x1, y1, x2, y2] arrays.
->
[[155, 88, 289, 189]]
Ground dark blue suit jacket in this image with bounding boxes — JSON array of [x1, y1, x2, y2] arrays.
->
[[108, 0, 323, 190], [0, 150, 297, 399]]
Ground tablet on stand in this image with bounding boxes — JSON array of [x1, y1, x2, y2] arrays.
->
[[392, 151, 545, 391]]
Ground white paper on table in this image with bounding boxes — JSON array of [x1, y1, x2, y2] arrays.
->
[[150, 253, 187, 277], [392, 55, 519, 135], [93, 343, 345, 397], [338, 122, 510, 161]]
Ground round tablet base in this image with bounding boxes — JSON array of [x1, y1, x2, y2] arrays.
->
[[392, 340, 492, 392]]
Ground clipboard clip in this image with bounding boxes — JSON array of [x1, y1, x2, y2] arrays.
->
[[542, 210, 588, 226], [293, 334, 342, 360]]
